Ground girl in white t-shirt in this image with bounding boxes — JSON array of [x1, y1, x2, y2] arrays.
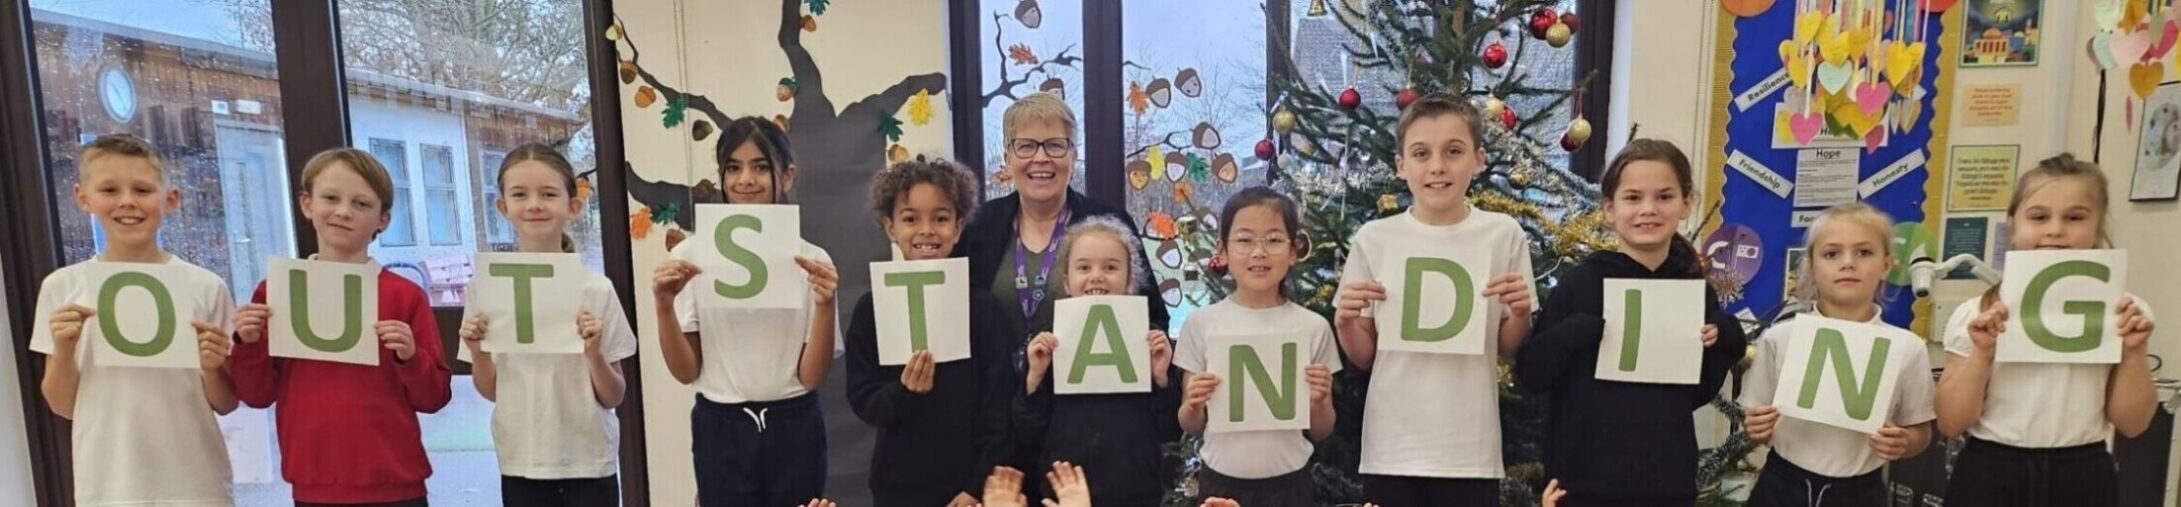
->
[[1740, 202, 1935, 506], [33, 134, 238, 507], [455, 143, 637, 505], [1935, 154, 2158, 507], [1176, 187, 1339, 507]]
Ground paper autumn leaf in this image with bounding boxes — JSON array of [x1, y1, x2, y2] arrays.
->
[[1147, 146, 1166, 180], [1128, 81, 1149, 116], [662, 96, 687, 128], [879, 111, 905, 142], [652, 203, 681, 225], [629, 206, 652, 239], [575, 178, 594, 203], [1009, 44, 1038, 65], [907, 89, 934, 126], [1186, 153, 1210, 182], [806, 0, 830, 15]]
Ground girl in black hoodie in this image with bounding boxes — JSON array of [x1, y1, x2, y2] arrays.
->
[[843, 159, 1017, 506], [1515, 139, 1748, 505]]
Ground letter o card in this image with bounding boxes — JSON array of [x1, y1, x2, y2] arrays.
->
[[1772, 316, 1914, 433], [472, 252, 585, 354], [691, 204, 805, 310], [1374, 248, 1495, 355], [84, 262, 202, 369], [1595, 279, 1704, 384], [1999, 250, 2127, 364], [1054, 296, 1152, 394]]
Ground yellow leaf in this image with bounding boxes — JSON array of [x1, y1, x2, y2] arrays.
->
[[908, 89, 934, 126], [1147, 146, 1166, 180]]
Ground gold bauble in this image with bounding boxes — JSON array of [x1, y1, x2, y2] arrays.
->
[[1273, 108, 1298, 134], [1545, 23, 1573, 48], [1378, 193, 1400, 212]]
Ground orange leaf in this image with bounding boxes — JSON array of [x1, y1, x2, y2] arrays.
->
[[630, 207, 653, 239], [575, 178, 594, 203], [1009, 43, 1039, 65], [634, 86, 658, 108], [1172, 180, 1193, 202], [1147, 212, 1178, 239], [1128, 81, 1149, 116]]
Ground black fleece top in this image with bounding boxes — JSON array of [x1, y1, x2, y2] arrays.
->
[[1515, 251, 1748, 506], [843, 290, 1018, 506], [1016, 360, 1185, 506]]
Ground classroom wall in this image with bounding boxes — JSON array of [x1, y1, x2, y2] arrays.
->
[[0, 259, 33, 504], [609, 0, 954, 504]]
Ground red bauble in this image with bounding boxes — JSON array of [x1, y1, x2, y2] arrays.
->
[[1207, 254, 1229, 278], [1255, 138, 1277, 161], [1560, 10, 1579, 32], [1338, 88, 1362, 110], [1483, 41, 1509, 69], [1560, 132, 1584, 151], [1529, 9, 1559, 38], [1396, 88, 1420, 110], [1499, 105, 1518, 130]]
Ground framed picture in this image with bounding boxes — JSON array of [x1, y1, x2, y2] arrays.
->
[[1961, 0, 2042, 67], [2133, 82, 2181, 201]]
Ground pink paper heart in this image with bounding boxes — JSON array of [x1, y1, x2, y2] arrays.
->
[[2113, 24, 2154, 64], [1790, 111, 1825, 145], [2151, 20, 2179, 60], [1863, 123, 1885, 152], [1854, 81, 1890, 117]]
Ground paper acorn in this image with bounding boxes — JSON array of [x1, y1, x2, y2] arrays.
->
[[692, 120, 715, 141], [1212, 153, 1239, 183], [1175, 68, 1203, 98], [1192, 122, 1222, 149], [1015, 0, 1043, 28], [777, 78, 797, 102], [1040, 78, 1066, 99], [1128, 159, 1152, 189], [1148, 78, 1174, 108]]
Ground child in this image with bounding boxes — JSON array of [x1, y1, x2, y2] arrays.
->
[[1935, 154, 2158, 506], [1176, 186, 1339, 507], [32, 134, 238, 506], [844, 158, 1017, 506], [1332, 92, 1537, 505], [979, 462, 1095, 507], [1740, 202, 1935, 506], [1018, 216, 1183, 505], [1514, 139, 1747, 505], [229, 147, 454, 505], [455, 143, 637, 504], [650, 117, 841, 506]]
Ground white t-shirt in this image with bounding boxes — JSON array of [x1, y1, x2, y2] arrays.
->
[[1739, 307, 1936, 477], [30, 258, 236, 506], [1175, 299, 1343, 479], [1942, 295, 2155, 448], [459, 272, 638, 479], [670, 240, 842, 403], [1339, 210, 1536, 478]]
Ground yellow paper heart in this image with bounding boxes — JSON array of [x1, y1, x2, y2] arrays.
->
[[2125, 0, 2148, 29], [1886, 41, 1925, 87], [1789, 53, 1813, 90], [2132, 61, 2165, 99], [1832, 99, 1881, 137], [1780, 40, 1800, 67], [1820, 31, 1852, 65], [1847, 28, 1875, 61], [1795, 12, 1822, 43], [1775, 111, 1797, 143]]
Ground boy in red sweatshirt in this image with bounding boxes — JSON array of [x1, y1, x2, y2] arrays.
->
[[230, 148, 452, 505]]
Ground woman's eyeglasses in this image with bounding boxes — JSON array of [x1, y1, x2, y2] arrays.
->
[[1008, 138, 1075, 159]]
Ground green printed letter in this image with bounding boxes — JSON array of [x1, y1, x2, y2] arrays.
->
[[1067, 304, 1140, 384], [713, 214, 769, 299], [2022, 260, 2111, 353], [1795, 327, 1892, 421], [1401, 257, 1475, 342], [488, 263, 556, 344], [1618, 289, 1642, 372], [290, 270, 366, 353], [98, 272, 176, 357], [885, 270, 946, 351], [1228, 342, 1299, 423]]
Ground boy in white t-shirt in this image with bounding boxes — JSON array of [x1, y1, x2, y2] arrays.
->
[[1332, 93, 1539, 505], [32, 134, 237, 506]]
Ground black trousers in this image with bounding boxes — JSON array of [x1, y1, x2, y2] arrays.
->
[[692, 393, 828, 507], [1362, 474, 1499, 507], [1944, 437, 2116, 507], [502, 475, 620, 506], [1746, 450, 1886, 507], [1197, 466, 1315, 507], [295, 499, 425, 507]]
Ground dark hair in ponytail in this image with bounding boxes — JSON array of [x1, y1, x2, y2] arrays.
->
[[717, 117, 796, 204], [497, 142, 582, 253], [1600, 139, 1705, 278]]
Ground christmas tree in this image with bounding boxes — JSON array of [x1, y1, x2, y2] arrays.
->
[[1155, 1, 1758, 505]]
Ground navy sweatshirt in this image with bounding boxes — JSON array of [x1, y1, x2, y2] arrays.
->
[[844, 290, 1018, 506], [1016, 358, 1184, 506], [1515, 251, 1748, 505]]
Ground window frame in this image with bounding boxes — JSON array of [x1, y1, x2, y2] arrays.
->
[[370, 137, 419, 246], [418, 143, 461, 246]]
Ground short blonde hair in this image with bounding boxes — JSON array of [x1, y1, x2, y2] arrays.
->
[[301, 147, 397, 209], [81, 134, 166, 178], [1060, 215, 1146, 291], [1002, 92, 1077, 141], [1792, 202, 1895, 308]]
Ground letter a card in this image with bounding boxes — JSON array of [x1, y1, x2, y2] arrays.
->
[[1053, 295, 1151, 394]]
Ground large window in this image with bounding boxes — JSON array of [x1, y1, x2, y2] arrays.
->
[[978, 0, 1087, 198], [370, 138, 417, 246], [420, 144, 462, 246]]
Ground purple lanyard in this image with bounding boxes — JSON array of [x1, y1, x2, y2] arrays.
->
[[1014, 207, 1071, 322]]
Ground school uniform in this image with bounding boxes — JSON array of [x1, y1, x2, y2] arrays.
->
[[1739, 307, 1937, 507], [843, 289, 1017, 506], [1174, 299, 1342, 507], [457, 273, 637, 505], [669, 240, 840, 507], [1337, 210, 1536, 507], [1515, 251, 1748, 506], [1939, 297, 2156, 507], [30, 258, 237, 507]]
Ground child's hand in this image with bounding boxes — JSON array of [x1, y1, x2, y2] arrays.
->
[[651, 260, 701, 301], [1026, 333, 1059, 378], [901, 350, 936, 394], [1744, 404, 1780, 443], [2118, 297, 2156, 353], [796, 256, 838, 306], [799, 499, 836, 507], [1307, 364, 1333, 406], [1182, 373, 1221, 412], [1484, 273, 1534, 317], [1543, 479, 1568, 507], [1968, 303, 2009, 355], [1701, 324, 1720, 348], [47, 304, 96, 350], [231, 303, 271, 344], [1149, 330, 1173, 388], [459, 314, 488, 354], [1201, 498, 1241, 507], [377, 320, 416, 362], [1869, 423, 1912, 460], [981, 466, 1028, 507], [195, 321, 230, 371], [1042, 461, 1091, 507], [1334, 281, 1386, 329], [947, 492, 978, 507], [579, 311, 604, 359]]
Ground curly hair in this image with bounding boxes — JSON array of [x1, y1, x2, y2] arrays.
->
[[868, 156, 979, 224]]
